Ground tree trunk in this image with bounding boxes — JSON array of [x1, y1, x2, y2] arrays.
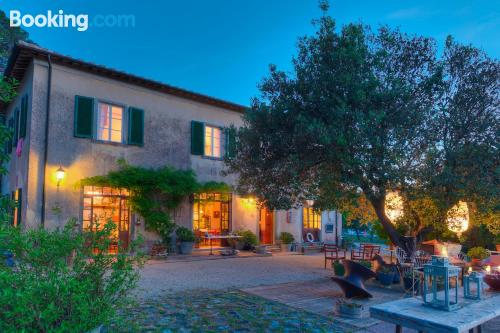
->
[[369, 196, 416, 257]]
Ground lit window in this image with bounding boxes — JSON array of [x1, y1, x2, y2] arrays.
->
[[204, 125, 223, 158], [97, 103, 123, 143], [303, 207, 321, 229]]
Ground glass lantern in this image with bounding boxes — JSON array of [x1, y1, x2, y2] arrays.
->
[[423, 255, 461, 311], [464, 271, 483, 300]]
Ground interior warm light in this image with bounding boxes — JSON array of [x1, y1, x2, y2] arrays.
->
[[446, 201, 469, 236], [385, 191, 404, 223], [55, 166, 65, 186], [485, 266, 491, 273]]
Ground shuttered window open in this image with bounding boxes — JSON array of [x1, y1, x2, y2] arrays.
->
[[19, 95, 28, 138], [74, 95, 94, 138], [225, 128, 236, 158], [128, 107, 144, 146], [13, 108, 19, 147], [191, 121, 204, 155]]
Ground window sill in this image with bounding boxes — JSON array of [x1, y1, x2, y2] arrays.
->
[[92, 139, 129, 147], [201, 155, 225, 161]]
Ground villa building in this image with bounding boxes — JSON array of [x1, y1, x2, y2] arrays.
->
[[1, 42, 342, 251]]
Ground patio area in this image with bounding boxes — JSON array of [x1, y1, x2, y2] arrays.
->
[[123, 253, 500, 332]]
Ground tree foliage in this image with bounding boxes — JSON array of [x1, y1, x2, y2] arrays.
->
[[226, 3, 499, 252]]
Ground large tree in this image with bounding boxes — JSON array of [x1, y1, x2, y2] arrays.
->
[[226, 4, 499, 254]]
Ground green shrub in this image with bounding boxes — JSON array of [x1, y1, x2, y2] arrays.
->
[[467, 246, 489, 260], [176, 226, 195, 242], [236, 229, 258, 250], [0, 219, 144, 333], [279, 232, 294, 244]]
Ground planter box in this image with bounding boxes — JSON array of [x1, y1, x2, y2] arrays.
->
[[179, 242, 194, 255], [280, 243, 292, 252], [338, 303, 363, 318]]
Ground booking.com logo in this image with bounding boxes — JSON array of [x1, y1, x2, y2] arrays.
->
[[9, 10, 135, 32]]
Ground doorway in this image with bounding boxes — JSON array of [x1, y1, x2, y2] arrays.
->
[[82, 186, 130, 253], [193, 192, 232, 248], [259, 207, 274, 244]]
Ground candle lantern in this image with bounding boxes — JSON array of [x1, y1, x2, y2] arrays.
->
[[463, 271, 483, 300], [423, 255, 461, 311]]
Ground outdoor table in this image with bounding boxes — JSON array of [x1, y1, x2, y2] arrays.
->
[[370, 292, 500, 333], [202, 234, 242, 255]]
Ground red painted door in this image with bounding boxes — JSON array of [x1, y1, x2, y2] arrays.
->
[[259, 208, 274, 244]]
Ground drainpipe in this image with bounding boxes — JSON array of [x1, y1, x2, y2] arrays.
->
[[40, 54, 52, 227]]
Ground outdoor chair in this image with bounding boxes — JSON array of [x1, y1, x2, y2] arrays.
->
[[351, 244, 381, 261], [324, 244, 346, 269]]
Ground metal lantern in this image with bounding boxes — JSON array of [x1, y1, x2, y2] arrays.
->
[[423, 255, 461, 311], [463, 271, 483, 300]]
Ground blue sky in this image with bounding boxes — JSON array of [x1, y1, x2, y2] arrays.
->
[[1, 1, 499, 105]]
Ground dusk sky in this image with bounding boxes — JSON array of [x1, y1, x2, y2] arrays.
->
[[2, 0, 499, 105]]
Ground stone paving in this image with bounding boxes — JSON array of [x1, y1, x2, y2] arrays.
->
[[112, 289, 356, 332]]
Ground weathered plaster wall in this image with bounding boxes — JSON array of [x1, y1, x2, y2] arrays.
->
[[2, 62, 35, 228], [23, 59, 257, 238]]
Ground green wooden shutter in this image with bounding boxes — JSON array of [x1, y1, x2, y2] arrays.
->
[[74, 96, 94, 138], [7, 118, 13, 152], [225, 128, 236, 158], [128, 107, 144, 146], [191, 121, 204, 155], [16, 188, 22, 226], [19, 95, 28, 138], [13, 108, 19, 147]]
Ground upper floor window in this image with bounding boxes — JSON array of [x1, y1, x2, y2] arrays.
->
[[97, 102, 124, 143], [204, 125, 222, 158], [74, 96, 144, 146], [191, 121, 235, 159]]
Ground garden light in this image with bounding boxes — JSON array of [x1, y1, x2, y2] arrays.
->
[[446, 201, 469, 236]]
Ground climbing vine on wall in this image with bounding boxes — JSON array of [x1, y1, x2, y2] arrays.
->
[[80, 160, 231, 244]]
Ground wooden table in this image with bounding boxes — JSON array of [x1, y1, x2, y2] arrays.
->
[[370, 292, 500, 333]]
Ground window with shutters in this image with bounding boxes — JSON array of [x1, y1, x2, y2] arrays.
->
[[97, 102, 124, 143], [204, 125, 224, 158]]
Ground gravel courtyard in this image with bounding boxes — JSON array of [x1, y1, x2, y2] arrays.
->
[[136, 253, 329, 298]]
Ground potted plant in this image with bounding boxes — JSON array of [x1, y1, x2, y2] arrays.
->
[[336, 299, 363, 318], [332, 260, 345, 276], [176, 226, 195, 254], [236, 229, 258, 251], [279, 232, 295, 251], [467, 247, 489, 266], [377, 265, 394, 286]]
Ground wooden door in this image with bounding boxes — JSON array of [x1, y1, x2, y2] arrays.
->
[[259, 208, 274, 244]]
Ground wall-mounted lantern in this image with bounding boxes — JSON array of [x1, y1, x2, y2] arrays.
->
[[305, 199, 315, 207], [55, 166, 65, 187]]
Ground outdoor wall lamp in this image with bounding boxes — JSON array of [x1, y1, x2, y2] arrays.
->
[[306, 199, 315, 207], [55, 166, 65, 187]]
